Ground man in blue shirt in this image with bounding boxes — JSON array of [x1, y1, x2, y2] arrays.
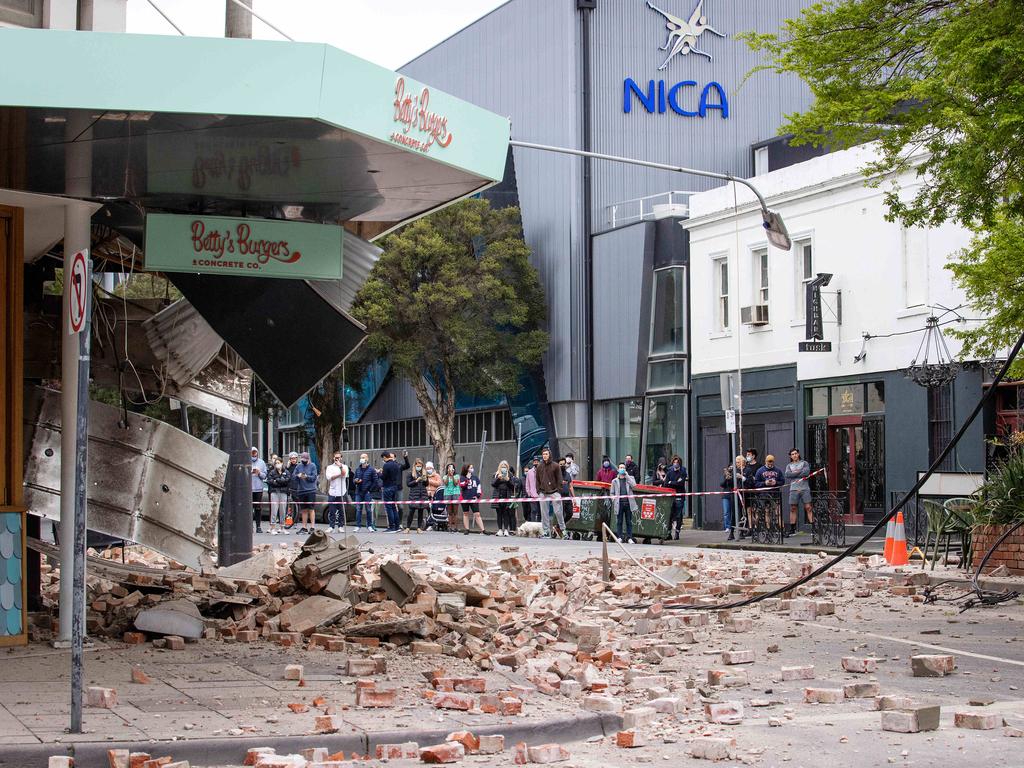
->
[[380, 450, 410, 532], [291, 451, 319, 534]]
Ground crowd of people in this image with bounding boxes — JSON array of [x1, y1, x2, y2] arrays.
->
[[719, 447, 814, 541], [248, 443, 812, 542]]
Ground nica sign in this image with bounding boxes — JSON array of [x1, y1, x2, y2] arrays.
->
[[624, 0, 730, 119]]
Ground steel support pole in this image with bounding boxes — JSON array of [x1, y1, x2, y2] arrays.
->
[[70, 259, 91, 733], [58, 111, 92, 645], [217, 415, 253, 567]]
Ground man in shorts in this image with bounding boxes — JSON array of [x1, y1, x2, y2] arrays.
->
[[784, 448, 813, 536], [291, 451, 319, 534]]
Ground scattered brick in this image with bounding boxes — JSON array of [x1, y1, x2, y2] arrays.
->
[[376, 742, 419, 759], [881, 706, 941, 733], [164, 636, 185, 651], [85, 687, 118, 708], [244, 749, 275, 766], [131, 668, 151, 685], [841, 657, 877, 674], [582, 694, 623, 714], [284, 664, 303, 681], [623, 706, 656, 730], [123, 632, 146, 645], [526, 744, 571, 764], [616, 729, 648, 748], [48, 758, 74, 768], [314, 715, 340, 733], [874, 695, 915, 711], [411, 641, 443, 655], [433, 692, 475, 710], [346, 659, 377, 677], [707, 669, 747, 687], [704, 701, 744, 725], [235, 630, 258, 643], [478, 735, 505, 755], [955, 711, 1001, 730], [780, 665, 815, 681], [420, 742, 465, 764], [722, 650, 755, 665], [356, 687, 398, 708], [804, 687, 844, 704], [911, 654, 955, 677], [843, 682, 880, 699], [108, 750, 130, 768], [445, 732, 480, 754]]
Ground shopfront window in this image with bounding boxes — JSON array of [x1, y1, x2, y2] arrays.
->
[[650, 267, 686, 355], [596, 399, 643, 466], [807, 387, 829, 418], [644, 395, 687, 481], [831, 384, 864, 415], [0, 0, 42, 27], [805, 382, 885, 417]]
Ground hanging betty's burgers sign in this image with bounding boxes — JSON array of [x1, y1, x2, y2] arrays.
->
[[143, 213, 344, 281]]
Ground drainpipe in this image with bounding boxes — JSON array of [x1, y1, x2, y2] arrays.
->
[[579, 0, 595, 477]]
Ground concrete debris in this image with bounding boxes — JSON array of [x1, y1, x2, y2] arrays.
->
[[911, 654, 956, 677], [134, 599, 205, 639]]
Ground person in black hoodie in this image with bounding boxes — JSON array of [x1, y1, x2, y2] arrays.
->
[[491, 460, 518, 537], [624, 454, 641, 484], [405, 458, 429, 532], [380, 450, 410, 533], [266, 456, 291, 535], [665, 455, 688, 540]]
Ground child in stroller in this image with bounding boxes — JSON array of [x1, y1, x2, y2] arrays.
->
[[428, 486, 449, 532]]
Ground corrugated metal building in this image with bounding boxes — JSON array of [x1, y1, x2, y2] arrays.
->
[[356, 0, 818, 481]]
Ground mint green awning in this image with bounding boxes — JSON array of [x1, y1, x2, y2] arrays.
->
[[0, 29, 510, 231]]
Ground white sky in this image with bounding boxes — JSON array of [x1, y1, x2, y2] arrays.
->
[[125, 0, 509, 69]]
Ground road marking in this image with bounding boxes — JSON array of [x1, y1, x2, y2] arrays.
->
[[799, 619, 1024, 668]]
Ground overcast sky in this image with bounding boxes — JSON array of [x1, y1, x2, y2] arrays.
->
[[125, 0, 509, 69]]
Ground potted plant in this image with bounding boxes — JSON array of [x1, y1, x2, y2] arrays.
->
[[969, 436, 1024, 574]]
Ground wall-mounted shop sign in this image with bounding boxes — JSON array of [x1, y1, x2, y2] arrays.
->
[[623, 78, 729, 118], [798, 341, 832, 353], [144, 214, 343, 281], [391, 77, 454, 154]]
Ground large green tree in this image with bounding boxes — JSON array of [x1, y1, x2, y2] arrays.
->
[[351, 199, 548, 466], [746, 0, 1024, 371]]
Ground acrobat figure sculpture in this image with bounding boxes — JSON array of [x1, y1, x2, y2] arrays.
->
[[647, 0, 725, 69]]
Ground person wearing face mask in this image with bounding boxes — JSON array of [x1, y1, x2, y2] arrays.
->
[[524, 457, 541, 523], [352, 453, 379, 532], [442, 463, 461, 532], [665, 455, 688, 540], [405, 458, 429, 533], [381, 450, 411, 533], [459, 463, 486, 534], [266, 456, 291, 535], [596, 456, 617, 483], [250, 447, 268, 534], [491, 460, 515, 536], [284, 451, 299, 530], [610, 462, 638, 544], [325, 452, 349, 534]]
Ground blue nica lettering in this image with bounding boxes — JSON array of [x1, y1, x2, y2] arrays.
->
[[623, 78, 729, 118]]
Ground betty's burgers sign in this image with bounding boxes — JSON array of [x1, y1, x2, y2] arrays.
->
[[390, 77, 454, 154], [144, 213, 344, 281]]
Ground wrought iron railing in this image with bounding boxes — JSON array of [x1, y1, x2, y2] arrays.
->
[[811, 491, 847, 548], [747, 494, 785, 545]]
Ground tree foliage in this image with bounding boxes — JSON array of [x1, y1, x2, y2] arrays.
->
[[746, 0, 1024, 371], [351, 199, 548, 465]]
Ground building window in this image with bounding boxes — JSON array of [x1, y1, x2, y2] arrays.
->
[[753, 146, 769, 177], [644, 395, 687, 481], [794, 238, 813, 320], [650, 267, 686, 355], [595, 399, 643, 466], [901, 226, 929, 308], [712, 256, 729, 331], [753, 247, 769, 306], [0, 0, 42, 27], [928, 383, 955, 471], [647, 359, 687, 392]]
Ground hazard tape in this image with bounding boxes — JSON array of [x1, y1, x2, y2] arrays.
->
[[252, 468, 827, 506]]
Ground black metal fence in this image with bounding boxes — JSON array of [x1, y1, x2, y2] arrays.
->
[[747, 494, 785, 545], [811, 491, 847, 548]]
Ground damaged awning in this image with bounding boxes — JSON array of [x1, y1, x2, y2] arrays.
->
[[22, 387, 226, 569]]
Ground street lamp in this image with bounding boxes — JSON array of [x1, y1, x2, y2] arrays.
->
[[508, 140, 793, 250]]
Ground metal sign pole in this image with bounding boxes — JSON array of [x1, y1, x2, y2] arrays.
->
[[70, 258, 91, 734], [479, 430, 487, 477]]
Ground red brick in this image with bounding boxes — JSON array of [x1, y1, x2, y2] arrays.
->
[[419, 742, 465, 764], [286, 703, 308, 714], [108, 750, 130, 768], [123, 632, 146, 645], [433, 692, 475, 711], [85, 687, 118, 708], [615, 730, 648, 748], [236, 630, 258, 643], [128, 755, 151, 768], [243, 748, 274, 766], [356, 688, 397, 708], [513, 742, 528, 765], [499, 697, 523, 715], [315, 716, 340, 733], [445, 732, 479, 753], [165, 636, 185, 651], [376, 742, 419, 759], [130, 668, 152, 685], [526, 744, 570, 763]]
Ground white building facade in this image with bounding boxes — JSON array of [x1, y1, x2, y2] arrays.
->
[[685, 145, 995, 529]]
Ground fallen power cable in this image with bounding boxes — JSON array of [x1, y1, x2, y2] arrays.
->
[[624, 329, 1024, 613], [923, 518, 1024, 611]]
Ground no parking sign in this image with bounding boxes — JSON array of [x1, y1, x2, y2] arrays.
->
[[67, 249, 89, 335]]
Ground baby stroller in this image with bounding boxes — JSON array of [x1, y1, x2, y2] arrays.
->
[[428, 487, 450, 532]]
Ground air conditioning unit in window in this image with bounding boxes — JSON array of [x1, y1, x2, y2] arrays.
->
[[740, 304, 770, 326]]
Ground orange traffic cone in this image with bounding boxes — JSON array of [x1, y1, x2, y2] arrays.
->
[[888, 511, 909, 566], [883, 517, 895, 562]]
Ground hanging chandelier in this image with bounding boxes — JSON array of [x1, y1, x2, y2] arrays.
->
[[901, 315, 961, 388]]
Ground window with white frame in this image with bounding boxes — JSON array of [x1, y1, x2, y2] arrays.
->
[[793, 238, 813, 320], [712, 256, 729, 331], [752, 247, 769, 306]]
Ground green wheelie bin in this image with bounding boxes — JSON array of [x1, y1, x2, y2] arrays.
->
[[566, 480, 614, 541], [630, 484, 675, 543]]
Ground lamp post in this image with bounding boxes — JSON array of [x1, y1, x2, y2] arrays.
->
[[508, 140, 791, 523]]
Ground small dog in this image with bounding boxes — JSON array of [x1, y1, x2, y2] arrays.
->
[[516, 521, 544, 538]]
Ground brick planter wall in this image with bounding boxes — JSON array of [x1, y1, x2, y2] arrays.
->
[[972, 524, 1024, 575]]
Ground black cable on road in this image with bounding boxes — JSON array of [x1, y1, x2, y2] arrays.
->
[[627, 329, 1024, 613]]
